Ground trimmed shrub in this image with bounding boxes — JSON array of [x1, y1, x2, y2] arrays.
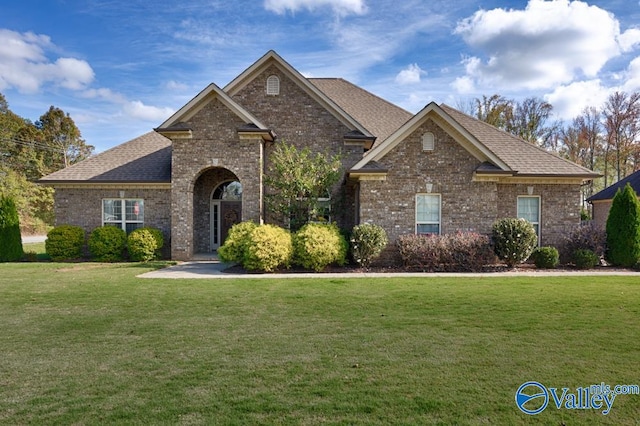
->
[[218, 221, 258, 263], [492, 218, 538, 268], [397, 232, 496, 272], [45, 224, 85, 261], [606, 183, 640, 267], [573, 249, 599, 270], [531, 246, 559, 269], [243, 224, 292, 272], [350, 223, 388, 268], [558, 222, 606, 265], [293, 222, 347, 271], [128, 227, 164, 262], [0, 196, 23, 262], [88, 226, 127, 262]]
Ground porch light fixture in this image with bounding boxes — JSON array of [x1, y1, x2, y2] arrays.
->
[[527, 186, 534, 195]]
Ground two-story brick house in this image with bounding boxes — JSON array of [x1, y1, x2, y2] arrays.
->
[[40, 50, 599, 261]]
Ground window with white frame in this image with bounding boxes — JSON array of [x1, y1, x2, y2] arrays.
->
[[103, 199, 144, 233], [517, 196, 540, 242], [416, 194, 441, 235]]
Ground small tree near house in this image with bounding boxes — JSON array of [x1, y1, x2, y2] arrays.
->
[[264, 141, 342, 232], [606, 183, 640, 267], [0, 195, 24, 262]]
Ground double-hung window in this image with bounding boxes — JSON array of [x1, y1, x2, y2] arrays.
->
[[103, 199, 144, 233], [517, 196, 540, 242], [416, 194, 441, 235]]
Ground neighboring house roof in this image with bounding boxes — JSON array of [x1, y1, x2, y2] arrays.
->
[[309, 78, 412, 143], [351, 102, 599, 180], [587, 169, 640, 202], [39, 131, 171, 184]]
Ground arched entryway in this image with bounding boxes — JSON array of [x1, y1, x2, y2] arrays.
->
[[192, 167, 242, 254], [210, 180, 242, 250]]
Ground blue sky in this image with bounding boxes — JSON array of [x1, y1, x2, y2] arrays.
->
[[2, 0, 640, 153]]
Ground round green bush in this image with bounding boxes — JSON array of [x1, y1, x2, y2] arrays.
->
[[293, 223, 347, 271], [243, 224, 292, 272], [573, 249, 599, 270], [45, 224, 85, 261], [88, 226, 127, 262], [492, 218, 538, 268], [531, 246, 559, 269], [127, 227, 164, 261], [350, 223, 388, 268], [218, 221, 257, 263], [0, 196, 23, 262]]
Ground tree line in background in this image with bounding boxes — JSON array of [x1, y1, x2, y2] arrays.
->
[[0, 92, 93, 233], [460, 91, 640, 206]]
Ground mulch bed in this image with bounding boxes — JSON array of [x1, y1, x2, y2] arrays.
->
[[222, 262, 634, 275]]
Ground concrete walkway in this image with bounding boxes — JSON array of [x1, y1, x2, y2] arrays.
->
[[22, 235, 47, 244], [138, 260, 640, 279]]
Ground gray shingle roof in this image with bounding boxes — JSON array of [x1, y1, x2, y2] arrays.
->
[[440, 105, 599, 177], [309, 78, 412, 144], [587, 169, 640, 201], [39, 131, 171, 183]]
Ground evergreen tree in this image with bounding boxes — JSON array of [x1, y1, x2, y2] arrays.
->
[[606, 183, 640, 267], [0, 195, 23, 262]]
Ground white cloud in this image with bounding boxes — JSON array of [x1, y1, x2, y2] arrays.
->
[[264, 0, 367, 16], [166, 80, 189, 91], [619, 28, 640, 52], [451, 75, 475, 94], [622, 56, 640, 92], [395, 63, 424, 85], [123, 100, 174, 122], [0, 29, 94, 93], [82, 87, 175, 122], [454, 0, 622, 91], [545, 80, 611, 120], [81, 87, 128, 103]]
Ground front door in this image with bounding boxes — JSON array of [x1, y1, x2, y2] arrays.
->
[[210, 180, 243, 250], [210, 201, 242, 250]]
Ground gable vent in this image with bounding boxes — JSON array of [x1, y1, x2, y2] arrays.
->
[[422, 132, 435, 151], [266, 75, 280, 95]]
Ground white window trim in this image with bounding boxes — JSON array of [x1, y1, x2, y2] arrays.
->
[[415, 193, 441, 235], [102, 198, 144, 233], [517, 195, 541, 244]]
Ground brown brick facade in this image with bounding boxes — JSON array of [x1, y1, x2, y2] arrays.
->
[[46, 53, 592, 263], [358, 119, 583, 263], [52, 186, 171, 255], [359, 119, 499, 242], [232, 65, 363, 230], [170, 98, 264, 260]]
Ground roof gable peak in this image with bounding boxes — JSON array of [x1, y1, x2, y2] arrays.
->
[[224, 50, 372, 137], [156, 82, 268, 132]]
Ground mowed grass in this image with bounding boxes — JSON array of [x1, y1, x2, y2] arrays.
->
[[0, 263, 638, 425]]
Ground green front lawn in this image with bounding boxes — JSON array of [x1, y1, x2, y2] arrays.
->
[[0, 263, 638, 424]]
